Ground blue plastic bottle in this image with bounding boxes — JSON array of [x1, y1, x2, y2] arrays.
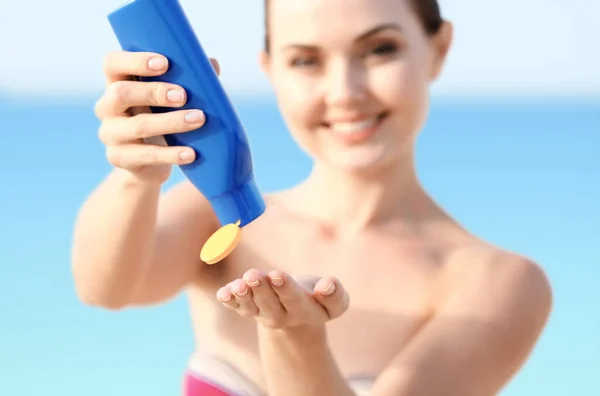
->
[[107, 0, 265, 228]]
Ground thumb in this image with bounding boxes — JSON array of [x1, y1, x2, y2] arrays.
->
[[209, 57, 221, 76]]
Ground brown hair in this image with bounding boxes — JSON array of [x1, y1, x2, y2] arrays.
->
[[263, 0, 444, 53]]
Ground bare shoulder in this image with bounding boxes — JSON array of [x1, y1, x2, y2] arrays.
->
[[441, 242, 553, 331], [446, 243, 553, 300]]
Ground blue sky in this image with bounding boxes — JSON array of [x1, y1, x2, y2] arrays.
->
[[0, 0, 598, 97]]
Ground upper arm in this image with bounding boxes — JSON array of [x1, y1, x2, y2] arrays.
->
[[129, 180, 221, 306], [372, 247, 553, 396]]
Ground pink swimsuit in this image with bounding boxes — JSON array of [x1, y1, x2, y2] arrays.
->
[[183, 354, 374, 396], [184, 371, 236, 396]]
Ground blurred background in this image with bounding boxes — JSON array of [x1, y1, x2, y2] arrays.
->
[[0, 0, 598, 395]]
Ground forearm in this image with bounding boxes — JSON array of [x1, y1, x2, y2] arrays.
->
[[258, 325, 355, 396], [71, 168, 161, 307]]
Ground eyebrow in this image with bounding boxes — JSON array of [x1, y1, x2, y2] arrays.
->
[[354, 23, 402, 43], [282, 22, 402, 51]]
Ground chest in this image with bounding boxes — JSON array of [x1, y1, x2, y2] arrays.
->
[[218, 222, 443, 373]]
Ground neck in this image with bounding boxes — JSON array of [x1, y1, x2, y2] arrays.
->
[[300, 150, 437, 233]]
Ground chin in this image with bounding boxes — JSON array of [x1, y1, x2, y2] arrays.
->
[[320, 144, 400, 175]]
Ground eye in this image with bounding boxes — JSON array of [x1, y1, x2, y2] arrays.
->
[[290, 57, 319, 68], [370, 42, 399, 57]]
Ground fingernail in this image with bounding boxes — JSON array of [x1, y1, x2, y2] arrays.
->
[[184, 110, 204, 124], [220, 294, 231, 302], [178, 150, 194, 163], [321, 281, 336, 296], [236, 287, 248, 296], [148, 57, 167, 71], [246, 279, 260, 287], [270, 277, 284, 287], [167, 89, 184, 102]]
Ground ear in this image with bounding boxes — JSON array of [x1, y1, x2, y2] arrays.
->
[[430, 20, 453, 81], [259, 51, 272, 79]]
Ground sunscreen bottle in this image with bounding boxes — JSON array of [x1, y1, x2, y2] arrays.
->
[[108, 0, 266, 264]]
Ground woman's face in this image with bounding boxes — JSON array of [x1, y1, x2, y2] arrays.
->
[[261, 0, 452, 174]]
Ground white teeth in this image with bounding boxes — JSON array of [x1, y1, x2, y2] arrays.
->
[[330, 118, 378, 134]]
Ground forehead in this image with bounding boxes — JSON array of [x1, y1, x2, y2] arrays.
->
[[268, 0, 416, 46]]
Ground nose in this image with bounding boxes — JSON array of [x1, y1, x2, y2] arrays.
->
[[323, 59, 367, 107]]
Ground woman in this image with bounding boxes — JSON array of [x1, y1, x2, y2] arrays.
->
[[72, 0, 553, 395]]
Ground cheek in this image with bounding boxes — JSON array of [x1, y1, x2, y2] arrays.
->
[[273, 72, 321, 128], [270, 71, 324, 156], [371, 59, 430, 127], [372, 59, 427, 104]]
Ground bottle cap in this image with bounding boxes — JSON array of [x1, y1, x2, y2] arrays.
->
[[200, 220, 242, 265], [200, 179, 265, 264]]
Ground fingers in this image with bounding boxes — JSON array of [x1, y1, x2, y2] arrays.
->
[[267, 270, 313, 314], [215, 286, 239, 310], [98, 109, 205, 145], [217, 279, 258, 317], [95, 80, 187, 119], [91, 51, 221, 181], [217, 271, 287, 323], [103, 51, 170, 85], [103, 51, 220, 83], [215, 271, 351, 328], [105, 142, 196, 170], [217, 270, 292, 328], [96, 51, 220, 119], [97, 99, 204, 173], [243, 269, 286, 319], [313, 276, 350, 320]]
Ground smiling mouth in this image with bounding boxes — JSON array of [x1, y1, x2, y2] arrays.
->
[[321, 112, 389, 142]]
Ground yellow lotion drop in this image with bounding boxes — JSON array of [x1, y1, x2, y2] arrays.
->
[[200, 219, 242, 265]]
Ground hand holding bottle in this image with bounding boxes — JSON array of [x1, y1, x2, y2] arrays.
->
[[93, 50, 221, 185]]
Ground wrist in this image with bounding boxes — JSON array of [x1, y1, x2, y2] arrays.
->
[[113, 168, 163, 191], [259, 324, 327, 347]]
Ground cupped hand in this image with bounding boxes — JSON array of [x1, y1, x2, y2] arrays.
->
[[216, 269, 350, 329]]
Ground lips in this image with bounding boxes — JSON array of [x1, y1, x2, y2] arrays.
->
[[323, 112, 388, 131], [321, 112, 389, 143]]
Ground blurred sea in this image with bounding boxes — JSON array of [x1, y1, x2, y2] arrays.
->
[[0, 93, 598, 395]]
